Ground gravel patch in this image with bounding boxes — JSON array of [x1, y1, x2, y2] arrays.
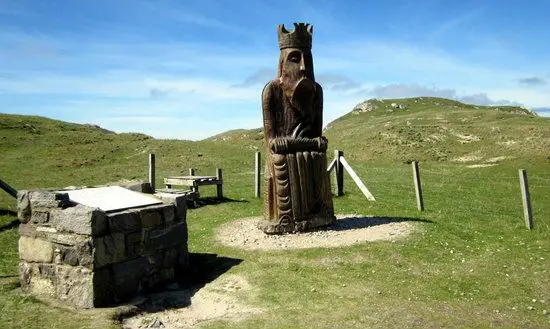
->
[[216, 215, 416, 251]]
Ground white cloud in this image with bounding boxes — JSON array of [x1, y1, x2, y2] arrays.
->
[[367, 83, 527, 107], [232, 68, 274, 87], [370, 84, 456, 99], [1, 25, 549, 140], [428, 7, 485, 41], [517, 77, 547, 87]]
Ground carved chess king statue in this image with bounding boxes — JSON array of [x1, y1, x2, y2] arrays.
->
[[258, 23, 335, 234]]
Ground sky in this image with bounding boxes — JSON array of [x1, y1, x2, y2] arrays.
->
[[1, 0, 549, 140]]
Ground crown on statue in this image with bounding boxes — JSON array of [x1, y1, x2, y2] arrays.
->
[[277, 23, 313, 50]]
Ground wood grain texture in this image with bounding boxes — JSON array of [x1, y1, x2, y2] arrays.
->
[[340, 156, 375, 201], [519, 169, 533, 229]]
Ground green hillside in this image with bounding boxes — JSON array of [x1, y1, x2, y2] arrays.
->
[[206, 128, 264, 143], [0, 98, 549, 329], [324, 97, 550, 164], [202, 97, 550, 165], [0, 113, 262, 195]]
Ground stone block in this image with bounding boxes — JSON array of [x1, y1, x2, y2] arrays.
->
[[18, 261, 32, 291], [140, 229, 151, 252], [50, 204, 108, 236], [112, 257, 148, 300], [149, 222, 186, 251], [163, 248, 178, 268], [140, 207, 162, 228], [19, 262, 57, 297], [126, 231, 142, 244], [93, 233, 126, 268], [108, 210, 141, 233], [17, 190, 31, 224], [61, 247, 79, 266], [120, 181, 154, 194], [56, 265, 94, 309], [114, 275, 140, 301], [79, 247, 93, 267], [145, 252, 164, 270], [38, 263, 57, 280], [93, 267, 114, 306], [19, 236, 54, 263], [30, 211, 49, 224], [153, 193, 187, 222], [163, 205, 175, 223], [40, 229, 91, 247], [125, 232, 142, 259], [59, 240, 93, 267], [29, 191, 70, 209], [19, 223, 37, 238], [174, 195, 187, 222], [112, 256, 148, 279]]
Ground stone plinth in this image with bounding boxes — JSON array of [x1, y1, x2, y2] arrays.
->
[[17, 187, 188, 309]]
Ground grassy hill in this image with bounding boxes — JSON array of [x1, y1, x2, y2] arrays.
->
[[324, 97, 550, 164], [0, 98, 549, 328], [206, 128, 264, 143], [204, 97, 550, 165], [0, 113, 263, 194]]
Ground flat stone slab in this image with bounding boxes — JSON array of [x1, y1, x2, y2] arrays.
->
[[63, 186, 162, 212]]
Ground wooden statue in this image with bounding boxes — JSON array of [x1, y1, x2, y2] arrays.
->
[[259, 23, 335, 234]]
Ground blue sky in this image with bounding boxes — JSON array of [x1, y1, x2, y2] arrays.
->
[[1, 0, 549, 140]]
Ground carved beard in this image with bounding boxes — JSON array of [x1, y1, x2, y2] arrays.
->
[[280, 74, 316, 112], [280, 71, 316, 138]]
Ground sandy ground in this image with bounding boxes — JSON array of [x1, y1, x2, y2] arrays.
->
[[216, 214, 416, 251], [122, 275, 261, 329], [122, 215, 416, 328]]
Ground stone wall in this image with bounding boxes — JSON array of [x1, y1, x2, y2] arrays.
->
[[17, 188, 188, 308]]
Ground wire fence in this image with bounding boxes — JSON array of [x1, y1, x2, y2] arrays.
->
[[249, 151, 550, 230]]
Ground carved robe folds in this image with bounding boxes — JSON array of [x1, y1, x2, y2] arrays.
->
[[259, 136, 335, 234], [259, 22, 335, 234]]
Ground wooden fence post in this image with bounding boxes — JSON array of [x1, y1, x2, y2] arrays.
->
[[327, 158, 336, 173], [334, 150, 344, 196], [339, 157, 375, 201], [189, 168, 195, 176], [412, 161, 424, 211], [0, 178, 17, 199], [216, 168, 223, 199], [519, 169, 533, 229], [148, 153, 156, 191], [255, 152, 261, 198]]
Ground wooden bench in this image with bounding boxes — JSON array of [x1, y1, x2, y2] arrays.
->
[[164, 168, 223, 199]]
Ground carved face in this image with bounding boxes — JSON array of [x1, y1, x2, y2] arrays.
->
[[278, 48, 316, 106], [279, 48, 315, 82]]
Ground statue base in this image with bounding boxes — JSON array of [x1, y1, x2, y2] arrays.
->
[[257, 212, 335, 234]]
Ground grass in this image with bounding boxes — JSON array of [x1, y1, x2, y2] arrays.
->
[[1, 98, 549, 328], [187, 160, 550, 329]]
